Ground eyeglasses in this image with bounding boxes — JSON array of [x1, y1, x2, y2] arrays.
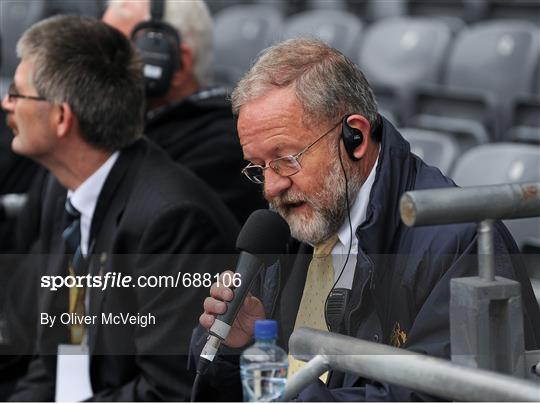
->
[[6, 82, 47, 103], [242, 119, 342, 184]]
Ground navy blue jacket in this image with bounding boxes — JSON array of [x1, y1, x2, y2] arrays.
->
[[191, 118, 540, 401]]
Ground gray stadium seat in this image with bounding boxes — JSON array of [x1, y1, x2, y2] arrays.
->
[[408, 20, 540, 143], [446, 21, 539, 101], [349, 0, 406, 23], [359, 17, 452, 89], [486, 0, 540, 26], [408, 87, 496, 149], [282, 9, 363, 59], [207, 0, 295, 16], [406, 0, 489, 24], [507, 97, 540, 144], [0, 0, 47, 77], [307, 0, 347, 11], [451, 143, 540, 250], [213, 5, 283, 87], [534, 56, 540, 95], [400, 128, 460, 175], [206, 0, 250, 16], [314, 0, 403, 23], [452, 143, 540, 185], [0, 0, 105, 78], [358, 17, 452, 124], [0, 77, 9, 99], [44, 0, 104, 18]]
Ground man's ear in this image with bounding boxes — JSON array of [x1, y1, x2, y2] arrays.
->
[[171, 43, 193, 86], [54, 102, 75, 139], [179, 43, 192, 73], [346, 114, 371, 160]]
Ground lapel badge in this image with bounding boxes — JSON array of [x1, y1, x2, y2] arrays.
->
[[390, 321, 408, 348]]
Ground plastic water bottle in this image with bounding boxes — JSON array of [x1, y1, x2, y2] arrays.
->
[[240, 320, 288, 402]]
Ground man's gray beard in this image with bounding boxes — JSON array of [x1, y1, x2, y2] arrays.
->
[[269, 159, 362, 245]]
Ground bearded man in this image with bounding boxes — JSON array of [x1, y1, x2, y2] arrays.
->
[[194, 38, 540, 401]]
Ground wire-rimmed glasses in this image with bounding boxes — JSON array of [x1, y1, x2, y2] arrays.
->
[[242, 119, 342, 184]]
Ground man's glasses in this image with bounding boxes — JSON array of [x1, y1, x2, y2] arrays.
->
[[242, 119, 342, 184], [6, 82, 47, 103]]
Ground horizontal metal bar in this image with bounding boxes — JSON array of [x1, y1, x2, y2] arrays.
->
[[284, 355, 330, 401], [400, 183, 540, 227], [288, 328, 540, 402]]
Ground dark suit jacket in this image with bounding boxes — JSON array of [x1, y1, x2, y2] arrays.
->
[[9, 138, 239, 401], [144, 87, 266, 224]]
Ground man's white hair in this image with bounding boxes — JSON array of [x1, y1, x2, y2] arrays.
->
[[108, 0, 214, 88]]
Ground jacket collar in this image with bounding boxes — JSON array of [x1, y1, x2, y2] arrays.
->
[[145, 86, 229, 124], [88, 139, 145, 245], [356, 116, 416, 255]]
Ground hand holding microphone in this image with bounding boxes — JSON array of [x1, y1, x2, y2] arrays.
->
[[200, 270, 265, 348], [197, 210, 290, 369]]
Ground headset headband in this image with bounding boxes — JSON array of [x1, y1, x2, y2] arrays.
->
[[151, 0, 164, 21]]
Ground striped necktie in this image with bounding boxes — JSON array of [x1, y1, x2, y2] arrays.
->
[[62, 198, 86, 344]]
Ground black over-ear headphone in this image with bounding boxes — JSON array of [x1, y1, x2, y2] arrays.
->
[[131, 0, 182, 98]]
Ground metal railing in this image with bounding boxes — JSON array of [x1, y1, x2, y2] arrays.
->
[[284, 183, 540, 401], [285, 328, 540, 402]]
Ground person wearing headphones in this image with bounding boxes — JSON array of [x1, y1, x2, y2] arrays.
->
[[194, 38, 540, 401], [103, 0, 265, 224]]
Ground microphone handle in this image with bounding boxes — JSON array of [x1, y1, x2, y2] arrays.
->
[[209, 252, 265, 340]]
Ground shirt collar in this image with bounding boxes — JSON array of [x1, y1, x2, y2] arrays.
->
[[67, 151, 120, 221], [336, 149, 380, 253]]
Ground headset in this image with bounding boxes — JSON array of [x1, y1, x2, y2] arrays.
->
[[341, 115, 364, 161], [341, 113, 383, 161], [324, 113, 383, 332], [131, 0, 182, 98]]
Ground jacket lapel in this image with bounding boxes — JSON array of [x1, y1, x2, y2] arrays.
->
[[39, 183, 71, 354], [87, 140, 144, 353]]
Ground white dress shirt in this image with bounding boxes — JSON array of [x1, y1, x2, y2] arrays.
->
[[332, 152, 379, 289], [67, 152, 119, 256]]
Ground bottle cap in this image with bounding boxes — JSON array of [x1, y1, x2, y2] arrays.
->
[[254, 319, 277, 340]]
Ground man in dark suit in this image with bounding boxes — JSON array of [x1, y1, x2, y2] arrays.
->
[[2, 15, 239, 401]]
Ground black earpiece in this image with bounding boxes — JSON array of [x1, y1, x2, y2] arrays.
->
[[341, 115, 364, 161], [131, 0, 182, 98]]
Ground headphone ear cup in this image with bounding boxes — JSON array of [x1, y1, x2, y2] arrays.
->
[[341, 116, 363, 161], [131, 21, 182, 98]]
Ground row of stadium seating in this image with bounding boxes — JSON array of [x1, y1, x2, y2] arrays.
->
[[208, 0, 540, 26], [212, 6, 539, 145], [1, 2, 538, 148], [0, 1, 538, 275], [0, 1, 537, 153], [403, 133, 540, 295]]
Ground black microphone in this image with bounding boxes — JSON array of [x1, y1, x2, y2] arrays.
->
[[198, 209, 290, 370]]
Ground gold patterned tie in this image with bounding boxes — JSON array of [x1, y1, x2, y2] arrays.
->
[[68, 267, 85, 344], [288, 234, 339, 382]]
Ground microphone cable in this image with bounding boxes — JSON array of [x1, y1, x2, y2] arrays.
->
[[191, 371, 203, 402], [324, 129, 354, 331]]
